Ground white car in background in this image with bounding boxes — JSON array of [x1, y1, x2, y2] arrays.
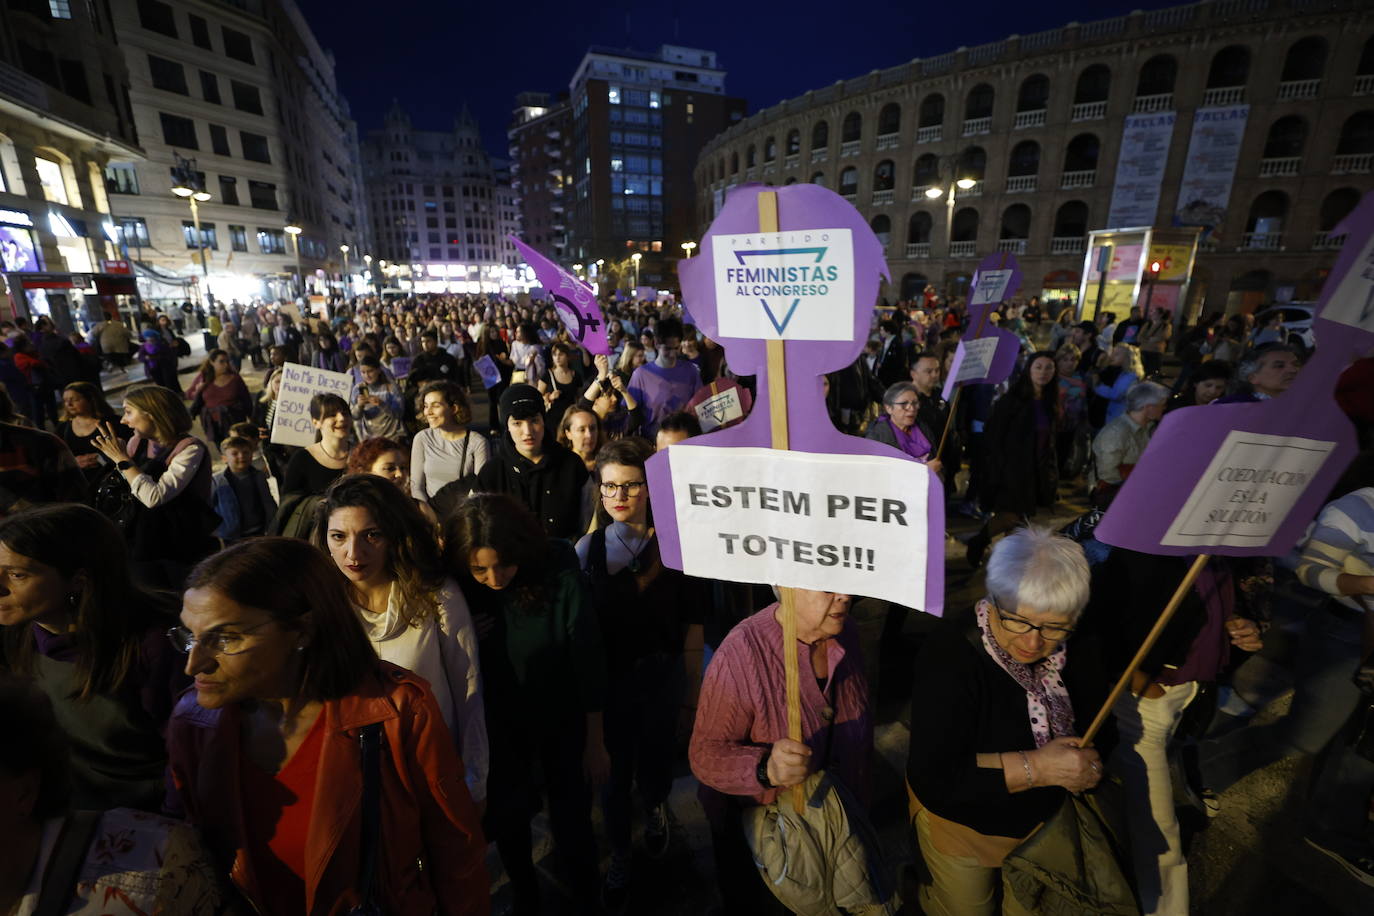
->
[[1254, 304, 1316, 351]]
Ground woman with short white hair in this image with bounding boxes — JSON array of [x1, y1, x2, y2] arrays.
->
[[907, 525, 1106, 916]]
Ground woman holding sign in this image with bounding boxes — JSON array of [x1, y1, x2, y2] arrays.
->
[[282, 393, 353, 497]]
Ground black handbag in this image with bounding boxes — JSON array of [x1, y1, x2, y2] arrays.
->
[[92, 465, 142, 531]]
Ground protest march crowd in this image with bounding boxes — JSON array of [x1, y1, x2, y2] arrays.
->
[[0, 281, 1371, 916]]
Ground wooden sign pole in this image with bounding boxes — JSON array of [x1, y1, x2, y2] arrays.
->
[[758, 191, 805, 813], [1080, 553, 1210, 745], [932, 307, 989, 463]]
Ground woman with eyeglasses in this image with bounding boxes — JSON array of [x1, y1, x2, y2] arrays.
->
[[575, 437, 707, 911], [0, 504, 185, 812], [906, 526, 1107, 916], [165, 537, 490, 916], [866, 381, 939, 471]]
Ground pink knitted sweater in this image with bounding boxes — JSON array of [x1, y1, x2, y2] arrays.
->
[[689, 604, 872, 806]]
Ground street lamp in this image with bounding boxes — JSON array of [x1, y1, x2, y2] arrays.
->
[[170, 153, 214, 307], [340, 244, 350, 298], [283, 222, 303, 298], [681, 241, 697, 258], [630, 252, 642, 290], [925, 173, 978, 260]]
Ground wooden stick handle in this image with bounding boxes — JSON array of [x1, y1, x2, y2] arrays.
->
[[1080, 553, 1210, 746]]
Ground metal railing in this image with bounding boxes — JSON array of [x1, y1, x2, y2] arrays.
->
[[1241, 232, 1282, 250], [1312, 231, 1346, 251]]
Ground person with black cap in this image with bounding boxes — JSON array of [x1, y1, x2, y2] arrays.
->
[[470, 383, 589, 539]]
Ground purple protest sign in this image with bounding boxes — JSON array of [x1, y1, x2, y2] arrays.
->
[[388, 356, 411, 380], [646, 183, 945, 613], [1310, 190, 1374, 351], [508, 236, 610, 355], [940, 254, 1023, 400]]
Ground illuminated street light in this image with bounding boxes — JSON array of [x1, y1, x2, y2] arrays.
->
[[681, 241, 697, 258], [631, 251, 642, 289], [283, 222, 303, 297], [170, 152, 214, 305]]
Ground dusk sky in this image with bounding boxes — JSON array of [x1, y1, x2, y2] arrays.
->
[[298, 0, 1178, 156]]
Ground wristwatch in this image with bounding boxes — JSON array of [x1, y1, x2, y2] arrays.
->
[[116, 460, 133, 471], [756, 752, 774, 789]]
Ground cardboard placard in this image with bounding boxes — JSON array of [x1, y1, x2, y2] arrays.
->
[[389, 356, 412, 380], [474, 354, 502, 389], [711, 228, 855, 340], [269, 362, 354, 447]]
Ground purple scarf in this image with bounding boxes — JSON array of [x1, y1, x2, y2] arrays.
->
[[976, 603, 1076, 747], [877, 415, 931, 461]]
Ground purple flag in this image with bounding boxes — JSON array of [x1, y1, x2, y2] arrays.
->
[[941, 254, 1024, 400], [508, 236, 610, 355]]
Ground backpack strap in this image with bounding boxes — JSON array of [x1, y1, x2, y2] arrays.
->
[[35, 810, 102, 916], [355, 723, 384, 910]]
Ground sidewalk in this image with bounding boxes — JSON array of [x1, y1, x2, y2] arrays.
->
[[99, 334, 211, 403]]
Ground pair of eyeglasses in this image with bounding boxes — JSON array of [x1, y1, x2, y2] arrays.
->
[[889, 400, 918, 411], [167, 619, 275, 657], [600, 480, 646, 497], [987, 596, 1075, 641]]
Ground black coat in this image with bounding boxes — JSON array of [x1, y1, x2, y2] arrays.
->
[[874, 336, 909, 391], [473, 437, 588, 540], [982, 389, 1057, 516]]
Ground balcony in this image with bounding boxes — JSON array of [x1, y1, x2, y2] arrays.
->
[[910, 184, 936, 201], [916, 125, 942, 143], [958, 179, 984, 197], [905, 242, 931, 258], [1061, 169, 1096, 189], [871, 189, 894, 205], [1132, 93, 1173, 114], [949, 241, 977, 258], [1005, 175, 1038, 193], [546, 145, 562, 157], [840, 140, 861, 158], [1258, 157, 1300, 178], [745, 167, 758, 180], [1277, 79, 1319, 101], [1050, 236, 1086, 256], [1202, 86, 1245, 106], [962, 116, 992, 136], [876, 132, 900, 151], [996, 239, 1028, 255], [1331, 153, 1372, 175], [1312, 231, 1347, 251], [785, 154, 799, 169], [841, 192, 857, 203], [1242, 232, 1283, 251], [1356, 74, 1374, 96], [811, 148, 829, 163], [1071, 101, 1107, 121], [1013, 109, 1047, 130], [763, 164, 777, 176]]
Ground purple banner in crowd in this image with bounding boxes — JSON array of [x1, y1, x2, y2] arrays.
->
[[647, 183, 945, 613], [940, 253, 1024, 400], [508, 236, 611, 355]]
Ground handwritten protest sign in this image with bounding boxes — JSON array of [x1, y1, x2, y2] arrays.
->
[[509, 236, 611, 355], [474, 355, 502, 390], [389, 356, 412, 380], [270, 362, 353, 447], [939, 254, 1022, 402]]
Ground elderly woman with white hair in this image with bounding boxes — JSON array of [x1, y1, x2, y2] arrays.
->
[[1090, 379, 1171, 507], [907, 526, 1107, 916]]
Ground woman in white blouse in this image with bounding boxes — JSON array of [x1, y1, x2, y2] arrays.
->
[[313, 472, 489, 806], [410, 380, 489, 504]]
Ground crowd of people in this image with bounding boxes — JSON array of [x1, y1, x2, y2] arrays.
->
[[0, 286, 1370, 916]]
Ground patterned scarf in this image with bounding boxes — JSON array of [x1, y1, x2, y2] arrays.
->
[[976, 602, 1076, 747]]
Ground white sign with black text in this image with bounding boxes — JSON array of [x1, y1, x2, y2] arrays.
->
[[711, 229, 854, 340], [269, 362, 354, 447]]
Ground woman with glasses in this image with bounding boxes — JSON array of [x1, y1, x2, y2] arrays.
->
[[165, 537, 490, 916], [445, 493, 608, 916], [866, 381, 935, 465], [575, 438, 706, 911], [0, 504, 184, 812], [906, 526, 1106, 916]]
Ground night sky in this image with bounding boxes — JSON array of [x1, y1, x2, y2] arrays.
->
[[297, 0, 1177, 156]]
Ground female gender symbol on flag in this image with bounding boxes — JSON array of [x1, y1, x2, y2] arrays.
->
[[509, 236, 611, 355]]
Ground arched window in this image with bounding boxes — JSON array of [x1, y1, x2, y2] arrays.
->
[[764, 137, 776, 162], [786, 129, 801, 156], [1017, 75, 1050, 112], [1281, 36, 1327, 82], [1245, 190, 1289, 246], [873, 160, 895, 191], [1074, 65, 1111, 103], [1053, 201, 1090, 237], [870, 214, 892, 248], [1319, 188, 1360, 231], [913, 153, 939, 187], [1136, 55, 1177, 96], [811, 172, 827, 187], [965, 84, 994, 120], [746, 145, 756, 168], [957, 146, 987, 181], [918, 94, 944, 128], [900, 273, 929, 299], [811, 120, 829, 150], [1207, 46, 1250, 88], [838, 166, 858, 195], [1001, 204, 1032, 240], [1008, 141, 1040, 177], [908, 212, 933, 244], [730, 152, 739, 174], [878, 103, 901, 136], [1336, 111, 1374, 154], [1263, 116, 1308, 159], [1064, 134, 1101, 172], [842, 112, 862, 143], [951, 207, 980, 243]]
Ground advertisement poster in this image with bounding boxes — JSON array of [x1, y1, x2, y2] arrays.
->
[[1107, 112, 1177, 229], [1173, 105, 1249, 238]]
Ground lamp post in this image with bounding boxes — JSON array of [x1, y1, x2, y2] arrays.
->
[[925, 176, 978, 254], [283, 222, 303, 298], [681, 241, 697, 258], [631, 252, 642, 291], [170, 153, 214, 307], [377, 259, 387, 298], [340, 244, 350, 298]]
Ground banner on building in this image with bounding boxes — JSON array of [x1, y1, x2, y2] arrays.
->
[[1107, 112, 1177, 229], [1173, 105, 1250, 239]]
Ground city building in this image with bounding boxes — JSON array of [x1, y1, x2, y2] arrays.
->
[[564, 45, 745, 290], [360, 102, 524, 295], [107, 0, 368, 307], [695, 0, 1374, 321], [507, 91, 572, 262], [0, 0, 143, 330]]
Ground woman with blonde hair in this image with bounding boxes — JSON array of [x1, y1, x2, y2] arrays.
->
[[1092, 343, 1145, 425]]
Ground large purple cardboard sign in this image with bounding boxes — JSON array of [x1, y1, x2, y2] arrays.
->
[[508, 236, 611, 356], [1095, 194, 1374, 557], [941, 254, 1023, 400], [647, 184, 945, 612]]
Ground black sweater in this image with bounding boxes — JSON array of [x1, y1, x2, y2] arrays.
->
[[473, 437, 588, 540], [907, 610, 1110, 839]]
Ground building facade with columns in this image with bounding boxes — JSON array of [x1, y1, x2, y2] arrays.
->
[[695, 0, 1374, 320]]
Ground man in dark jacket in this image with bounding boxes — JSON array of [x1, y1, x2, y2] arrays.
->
[[471, 383, 588, 539], [410, 330, 461, 385], [873, 318, 908, 390]]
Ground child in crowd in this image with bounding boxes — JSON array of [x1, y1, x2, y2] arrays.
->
[[211, 434, 277, 542]]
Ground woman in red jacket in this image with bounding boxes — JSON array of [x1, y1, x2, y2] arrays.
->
[[166, 536, 490, 916]]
